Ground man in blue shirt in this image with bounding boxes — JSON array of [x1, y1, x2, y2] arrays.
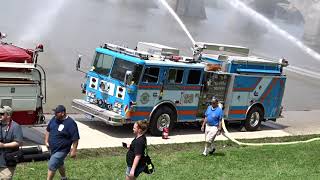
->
[[45, 105, 80, 180], [201, 97, 223, 156]]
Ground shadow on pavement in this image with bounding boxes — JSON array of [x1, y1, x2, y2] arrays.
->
[[80, 121, 134, 138]]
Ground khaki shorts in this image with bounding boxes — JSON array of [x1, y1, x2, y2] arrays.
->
[[0, 166, 15, 180], [205, 125, 219, 143]]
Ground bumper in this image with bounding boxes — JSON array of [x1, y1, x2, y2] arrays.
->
[[72, 99, 124, 126]]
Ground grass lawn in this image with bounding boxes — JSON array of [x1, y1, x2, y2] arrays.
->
[[14, 135, 320, 180]]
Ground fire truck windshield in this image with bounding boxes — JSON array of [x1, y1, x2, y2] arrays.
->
[[110, 58, 143, 85], [92, 52, 113, 76]]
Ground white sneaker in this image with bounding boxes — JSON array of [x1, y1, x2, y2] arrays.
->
[[202, 150, 208, 156]]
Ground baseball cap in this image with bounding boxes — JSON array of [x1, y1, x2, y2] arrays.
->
[[52, 105, 66, 113], [211, 97, 218, 102], [0, 106, 13, 115]]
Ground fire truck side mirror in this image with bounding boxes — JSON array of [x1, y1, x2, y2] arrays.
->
[[76, 54, 83, 71], [124, 70, 133, 86]]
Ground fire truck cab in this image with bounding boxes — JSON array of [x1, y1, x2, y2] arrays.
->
[[0, 32, 46, 125], [72, 41, 288, 136]]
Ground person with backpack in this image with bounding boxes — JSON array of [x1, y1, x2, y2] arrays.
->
[[124, 121, 148, 180]]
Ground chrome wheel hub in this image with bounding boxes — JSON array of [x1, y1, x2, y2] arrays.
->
[[157, 114, 170, 131], [249, 112, 260, 127]]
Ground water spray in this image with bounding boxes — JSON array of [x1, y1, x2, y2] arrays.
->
[[18, 0, 70, 44], [226, 0, 320, 63], [158, 0, 195, 45]]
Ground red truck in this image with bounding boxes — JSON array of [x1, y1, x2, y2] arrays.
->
[[0, 32, 46, 125]]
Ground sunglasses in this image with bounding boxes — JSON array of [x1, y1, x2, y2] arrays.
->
[[0, 113, 4, 116]]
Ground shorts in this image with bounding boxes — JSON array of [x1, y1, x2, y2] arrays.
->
[[48, 152, 68, 171], [126, 166, 145, 177], [205, 125, 219, 143]]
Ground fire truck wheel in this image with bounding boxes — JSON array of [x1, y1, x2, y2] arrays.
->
[[244, 106, 263, 131], [150, 106, 176, 136]]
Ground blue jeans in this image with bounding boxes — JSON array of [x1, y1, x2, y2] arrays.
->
[[126, 166, 145, 177], [48, 152, 68, 171]]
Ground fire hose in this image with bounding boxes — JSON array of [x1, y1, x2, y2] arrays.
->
[[6, 145, 50, 165], [20, 145, 50, 162], [221, 118, 320, 146]]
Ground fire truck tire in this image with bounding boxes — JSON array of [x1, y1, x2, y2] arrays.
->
[[150, 106, 176, 136], [244, 106, 263, 131]]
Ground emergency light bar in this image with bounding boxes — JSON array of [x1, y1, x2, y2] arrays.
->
[[103, 43, 150, 60], [194, 42, 250, 56], [137, 42, 179, 56]]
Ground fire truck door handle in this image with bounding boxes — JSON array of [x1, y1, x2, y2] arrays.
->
[[153, 92, 158, 97]]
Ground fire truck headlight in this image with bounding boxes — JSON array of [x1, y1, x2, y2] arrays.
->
[[87, 92, 92, 98], [98, 99, 104, 106], [87, 92, 96, 98]]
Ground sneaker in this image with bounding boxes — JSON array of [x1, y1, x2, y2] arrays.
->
[[209, 148, 216, 155], [202, 150, 208, 156]]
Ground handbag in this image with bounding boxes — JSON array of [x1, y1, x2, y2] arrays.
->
[[143, 145, 155, 174]]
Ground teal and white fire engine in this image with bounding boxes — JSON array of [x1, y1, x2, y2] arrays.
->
[[72, 42, 288, 136]]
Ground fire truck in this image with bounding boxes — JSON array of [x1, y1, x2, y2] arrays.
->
[[0, 32, 46, 125], [72, 41, 288, 136]]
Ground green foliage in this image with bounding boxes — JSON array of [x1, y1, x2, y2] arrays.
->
[[14, 135, 320, 180]]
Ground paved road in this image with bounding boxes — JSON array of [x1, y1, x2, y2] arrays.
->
[[22, 110, 320, 149]]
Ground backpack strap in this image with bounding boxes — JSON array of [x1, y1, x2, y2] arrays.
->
[[145, 142, 148, 156]]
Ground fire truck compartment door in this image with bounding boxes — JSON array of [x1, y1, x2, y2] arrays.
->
[[0, 84, 39, 111]]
